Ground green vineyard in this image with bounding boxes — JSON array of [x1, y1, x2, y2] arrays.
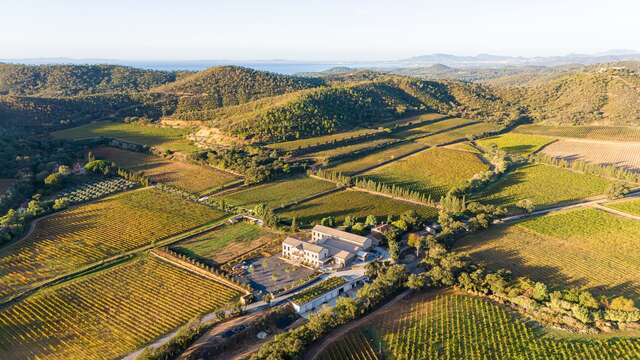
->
[[0, 188, 225, 299], [0, 255, 240, 360], [319, 293, 640, 360]]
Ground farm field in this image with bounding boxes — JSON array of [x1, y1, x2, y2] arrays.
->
[[479, 163, 612, 211], [220, 175, 337, 209], [0, 188, 225, 299], [443, 141, 481, 153], [305, 138, 396, 160], [267, 128, 383, 151], [377, 112, 448, 128], [278, 189, 437, 224], [476, 133, 556, 155], [52, 121, 197, 153], [362, 148, 489, 200], [391, 117, 476, 139], [540, 138, 640, 172], [318, 292, 640, 360], [416, 122, 500, 146], [93, 146, 240, 194], [606, 198, 640, 216], [173, 222, 282, 265], [0, 178, 15, 194], [514, 124, 640, 142], [456, 208, 640, 299], [328, 141, 427, 175], [0, 255, 240, 360]]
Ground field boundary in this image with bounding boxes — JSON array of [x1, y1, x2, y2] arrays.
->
[[349, 187, 435, 208]]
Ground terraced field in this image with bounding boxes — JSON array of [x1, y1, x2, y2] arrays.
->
[[267, 128, 382, 151], [540, 138, 640, 172], [93, 146, 240, 194], [220, 176, 337, 209], [174, 222, 282, 265], [514, 125, 640, 142], [476, 133, 556, 155], [362, 148, 489, 200], [0, 188, 225, 298], [0, 255, 240, 360], [52, 121, 197, 153], [319, 292, 640, 360], [480, 163, 612, 211], [457, 208, 640, 299], [278, 189, 437, 224], [606, 198, 640, 216], [393, 117, 475, 138], [328, 141, 427, 175], [416, 122, 501, 146]]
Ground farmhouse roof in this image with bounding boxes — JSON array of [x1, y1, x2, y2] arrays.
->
[[302, 242, 326, 254], [283, 237, 303, 247], [333, 250, 353, 260], [312, 225, 369, 247]]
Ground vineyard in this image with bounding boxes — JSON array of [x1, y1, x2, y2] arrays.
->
[[57, 177, 137, 204], [93, 146, 240, 194], [318, 293, 640, 360], [174, 221, 282, 265], [0, 188, 225, 298], [456, 208, 640, 298], [52, 121, 198, 153], [514, 124, 640, 142], [278, 189, 438, 224], [362, 148, 488, 200], [541, 138, 640, 172], [606, 198, 640, 216], [476, 133, 556, 155], [479, 163, 612, 211], [305, 138, 396, 160], [220, 175, 337, 209], [391, 117, 475, 139], [328, 141, 427, 175], [416, 122, 500, 146], [0, 255, 240, 360], [267, 128, 383, 151]]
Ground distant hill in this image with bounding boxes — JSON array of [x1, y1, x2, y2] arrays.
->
[[153, 65, 324, 110], [0, 64, 177, 97]]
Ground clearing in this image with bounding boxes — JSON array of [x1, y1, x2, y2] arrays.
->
[[540, 138, 640, 172], [0, 255, 240, 360], [479, 163, 612, 211], [457, 208, 640, 299], [52, 121, 197, 153], [318, 292, 640, 360], [362, 147, 489, 200], [476, 133, 556, 155], [278, 189, 438, 224], [173, 221, 282, 266], [220, 176, 337, 209], [0, 188, 226, 299], [93, 146, 240, 194]]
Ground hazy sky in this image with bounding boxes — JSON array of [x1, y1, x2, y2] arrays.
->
[[2, 0, 638, 60]]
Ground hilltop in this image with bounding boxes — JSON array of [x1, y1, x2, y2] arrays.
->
[[0, 64, 177, 97], [153, 65, 324, 110]]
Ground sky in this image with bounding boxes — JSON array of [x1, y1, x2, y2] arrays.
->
[[2, 0, 639, 61]]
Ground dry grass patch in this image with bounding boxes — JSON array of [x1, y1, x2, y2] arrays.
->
[[541, 138, 640, 172]]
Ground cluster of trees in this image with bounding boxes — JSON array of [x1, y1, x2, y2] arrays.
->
[[0, 195, 52, 245], [252, 203, 279, 228], [449, 144, 514, 198], [251, 263, 408, 360], [531, 153, 640, 184], [192, 146, 306, 185], [353, 177, 437, 206], [307, 168, 351, 187], [84, 159, 150, 186]]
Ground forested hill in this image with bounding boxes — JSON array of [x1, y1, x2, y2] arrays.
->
[[169, 76, 523, 143], [0, 64, 177, 97], [152, 65, 325, 110]]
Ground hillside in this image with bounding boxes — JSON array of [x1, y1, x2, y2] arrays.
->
[[168, 76, 522, 143], [509, 67, 640, 125], [0, 64, 177, 96], [153, 65, 324, 111]]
